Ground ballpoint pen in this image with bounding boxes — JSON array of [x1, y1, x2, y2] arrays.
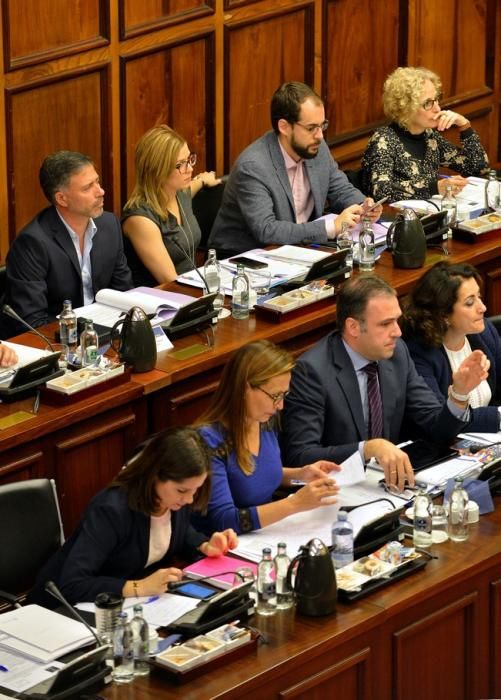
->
[[32, 390, 40, 415]]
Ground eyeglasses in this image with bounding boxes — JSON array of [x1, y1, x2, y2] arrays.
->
[[294, 120, 329, 134], [256, 386, 290, 405], [421, 95, 442, 111], [175, 153, 197, 172]]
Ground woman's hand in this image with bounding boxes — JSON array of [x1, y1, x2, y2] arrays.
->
[[437, 175, 469, 196], [299, 460, 340, 483], [451, 349, 490, 397], [124, 567, 183, 597], [201, 529, 239, 557], [433, 109, 470, 132], [0, 344, 18, 367], [291, 477, 339, 511]]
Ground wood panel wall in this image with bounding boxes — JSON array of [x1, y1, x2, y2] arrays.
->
[[0, 0, 499, 262]]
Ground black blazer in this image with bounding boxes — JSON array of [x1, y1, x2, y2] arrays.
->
[[28, 487, 206, 607], [2, 206, 132, 337], [405, 319, 501, 432], [282, 331, 469, 466]]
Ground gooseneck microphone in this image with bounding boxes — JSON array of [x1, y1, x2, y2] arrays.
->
[[44, 580, 103, 647], [2, 304, 55, 351], [171, 237, 210, 293]]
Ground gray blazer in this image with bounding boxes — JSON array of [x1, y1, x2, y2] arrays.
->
[[208, 131, 365, 254], [281, 331, 469, 466]]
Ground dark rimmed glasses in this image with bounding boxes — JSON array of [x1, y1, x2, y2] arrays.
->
[[176, 153, 197, 172], [421, 95, 442, 111], [294, 120, 329, 134], [256, 386, 290, 405]]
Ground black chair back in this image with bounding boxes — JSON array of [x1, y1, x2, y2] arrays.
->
[[192, 180, 227, 252], [0, 479, 64, 597]]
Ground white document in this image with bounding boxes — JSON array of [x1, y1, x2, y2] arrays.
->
[[74, 288, 186, 327], [0, 341, 51, 367], [0, 605, 94, 662], [332, 451, 366, 486], [76, 593, 197, 630], [0, 647, 63, 693], [416, 456, 482, 487], [262, 245, 330, 265]]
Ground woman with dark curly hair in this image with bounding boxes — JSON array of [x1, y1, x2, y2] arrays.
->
[[401, 261, 501, 432], [361, 67, 488, 201]]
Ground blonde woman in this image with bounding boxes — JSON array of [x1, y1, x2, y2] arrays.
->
[[192, 340, 339, 535], [122, 125, 221, 286], [361, 67, 488, 201]]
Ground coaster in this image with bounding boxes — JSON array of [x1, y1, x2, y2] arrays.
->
[[218, 308, 231, 319], [170, 344, 210, 360], [0, 411, 35, 430]]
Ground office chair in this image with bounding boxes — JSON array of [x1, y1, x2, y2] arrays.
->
[[344, 168, 366, 194], [488, 315, 501, 335], [0, 478, 64, 606], [192, 179, 227, 258]]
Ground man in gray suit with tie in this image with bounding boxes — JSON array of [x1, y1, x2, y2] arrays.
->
[[208, 82, 381, 256], [2, 151, 132, 337], [282, 276, 490, 490]]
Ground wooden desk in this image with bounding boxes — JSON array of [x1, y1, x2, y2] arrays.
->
[[101, 499, 501, 700], [1, 235, 501, 534]]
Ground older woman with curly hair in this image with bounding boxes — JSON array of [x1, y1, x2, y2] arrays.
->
[[401, 261, 501, 432], [361, 67, 488, 201]]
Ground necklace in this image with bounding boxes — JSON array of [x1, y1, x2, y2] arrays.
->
[[177, 196, 195, 264]]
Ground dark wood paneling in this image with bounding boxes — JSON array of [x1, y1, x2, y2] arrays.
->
[[119, 0, 214, 39], [0, 450, 44, 483], [5, 66, 112, 240], [53, 410, 137, 535], [224, 4, 315, 170], [491, 578, 501, 697], [324, 0, 400, 145], [393, 593, 478, 700], [3, 0, 109, 70], [120, 33, 215, 207]]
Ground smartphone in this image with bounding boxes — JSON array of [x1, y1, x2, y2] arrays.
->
[[365, 196, 389, 213], [228, 256, 268, 269], [172, 581, 219, 599]]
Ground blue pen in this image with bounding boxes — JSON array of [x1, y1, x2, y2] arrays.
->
[[146, 595, 159, 604], [0, 665, 8, 672], [290, 479, 306, 486]]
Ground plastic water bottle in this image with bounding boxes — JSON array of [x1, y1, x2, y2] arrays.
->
[[130, 604, 150, 676], [413, 490, 432, 547], [204, 248, 224, 318], [80, 319, 98, 366], [484, 169, 500, 213], [232, 263, 250, 320], [256, 547, 276, 616], [331, 511, 354, 569], [448, 476, 469, 542], [337, 221, 353, 269], [441, 184, 457, 231], [112, 612, 134, 683], [59, 300, 77, 353], [274, 542, 294, 610], [358, 217, 375, 272]]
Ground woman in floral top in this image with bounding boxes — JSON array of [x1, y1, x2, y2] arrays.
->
[[361, 67, 489, 201]]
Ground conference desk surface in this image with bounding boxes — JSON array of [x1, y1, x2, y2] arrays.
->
[[101, 498, 501, 700]]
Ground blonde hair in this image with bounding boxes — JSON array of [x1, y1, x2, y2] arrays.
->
[[383, 67, 442, 130], [197, 340, 295, 475], [124, 125, 185, 221]]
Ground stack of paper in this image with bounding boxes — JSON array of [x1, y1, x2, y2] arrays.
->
[[0, 605, 94, 663]]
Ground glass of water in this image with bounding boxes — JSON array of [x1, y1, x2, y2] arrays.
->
[[248, 269, 272, 298], [337, 222, 353, 268]]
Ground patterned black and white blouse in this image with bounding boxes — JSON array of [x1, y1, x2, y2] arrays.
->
[[361, 123, 489, 201]]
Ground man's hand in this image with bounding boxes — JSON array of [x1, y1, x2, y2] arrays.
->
[[0, 344, 18, 367], [364, 438, 415, 491], [452, 349, 490, 397], [335, 204, 364, 233]]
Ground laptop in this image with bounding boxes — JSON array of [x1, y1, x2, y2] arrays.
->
[[278, 249, 350, 290], [0, 352, 63, 399]]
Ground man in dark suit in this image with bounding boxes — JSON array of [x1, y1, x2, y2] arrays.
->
[[2, 150, 132, 337], [208, 82, 381, 256], [282, 275, 490, 490]]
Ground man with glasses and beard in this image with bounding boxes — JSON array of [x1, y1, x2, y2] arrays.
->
[[208, 82, 381, 256]]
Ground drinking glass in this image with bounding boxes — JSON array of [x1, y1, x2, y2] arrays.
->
[[233, 567, 256, 605], [248, 269, 272, 298], [431, 504, 448, 543], [46, 343, 69, 371]]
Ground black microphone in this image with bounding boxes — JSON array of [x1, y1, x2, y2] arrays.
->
[[167, 571, 246, 592], [172, 237, 210, 293], [44, 580, 104, 648], [2, 304, 55, 351]]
